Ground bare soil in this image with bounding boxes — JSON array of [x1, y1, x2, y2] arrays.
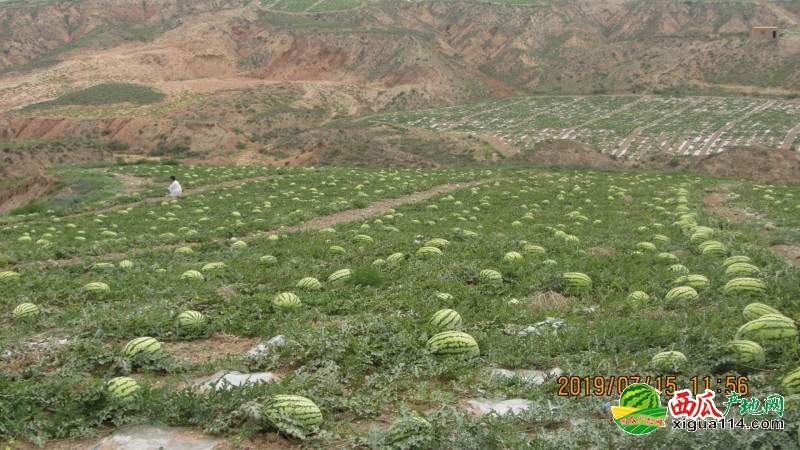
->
[[511, 140, 622, 168], [0, 172, 56, 213], [771, 245, 800, 266], [691, 147, 800, 185], [523, 291, 570, 312], [161, 334, 260, 364], [702, 185, 753, 223]]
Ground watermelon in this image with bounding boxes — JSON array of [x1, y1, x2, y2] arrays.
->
[[725, 340, 765, 369], [782, 368, 800, 395], [386, 252, 405, 263], [742, 303, 782, 322], [724, 263, 761, 278], [386, 415, 433, 446], [724, 278, 767, 295], [723, 255, 752, 267], [181, 270, 204, 281], [175, 310, 206, 332], [672, 274, 709, 288], [636, 242, 657, 252], [429, 309, 463, 331], [416, 246, 443, 257], [0, 271, 21, 283], [503, 251, 524, 262], [123, 337, 163, 358], [435, 292, 454, 301], [479, 269, 503, 284], [523, 244, 546, 256], [231, 240, 247, 250], [259, 255, 278, 265], [263, 395, 323, 430], [297, 277, 322, 290], [562, 272, 592, 293], [735, 314, 797, 342], [656, 252, 679, 262], [353, 234, 374, 244], [107, 377, 141, 402], [665, 286, 698, 302], [426, 331, 480, 357], [668, 264, 690, 275], [619, 383, 659, 409], [328, 269, 352, 283], [627, 291, 650, 302], [118, 260, 133, 269], [424, 238, 450, 248], [13, 302, 39, 320], [328, 245, 346, 255], [273, 292, 301, 311], [201, 262, 226, 271], [651, 351, 687, 371], [174, 246, 193, 255], [83, 281, 111, 294]]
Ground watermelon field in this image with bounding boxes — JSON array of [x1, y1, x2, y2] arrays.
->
[[369, 96, 800, 159], [2, 164, 800, 448]]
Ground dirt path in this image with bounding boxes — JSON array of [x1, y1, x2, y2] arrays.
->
[[15, 178, 499, 269], [699, 101, 773, 155], [780, 122, 800, 150]]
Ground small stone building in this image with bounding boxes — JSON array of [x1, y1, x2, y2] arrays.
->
[[751, 26, 779, 40]]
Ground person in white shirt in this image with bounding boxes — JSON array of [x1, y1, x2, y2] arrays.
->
[[167, 176, 182, 197]]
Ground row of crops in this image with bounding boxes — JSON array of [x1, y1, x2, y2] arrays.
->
[[2, 165, 799, 447], [260, 0, 562, 12], [371, 96, 800, 159], [0, 167, 484, 265]]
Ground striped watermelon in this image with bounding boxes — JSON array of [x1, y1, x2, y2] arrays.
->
[[118, 260, 133, 269], [503, 251, 524, 262], [424, 238, 450, 248], [259, 255, 278, 265], [353, 235, 374, 244], [297, 277, 322, 290], [523, 244, 546, 256], [328, 269, 352, 283], [386, 416, 432, 446], [263, 395, 323, 430], [13, 303, 39, 319], [435, 293, 454, 301], [699, 241, 727, 257], [328, 246, 346, 255], [723, 255, 752, 267], [107, 377, 141, 402], [656, 253, 679, 262], [386, 252, 405, 263], [672, 274, 709, 288], [426, 331, 480, 358], [725, 263, 761, 278], [562, 272, 592, 294], [652, 235, 670, 243], [636, 242, 657, 252], [273, 292, 301, 311], [174, 246, 193, 255], [372, 259, 386, 267], [619, 383, 659, 409], [201, 262, 226, 271], [665, 286, 698, 302], [743, 303, 782, 322], [479, 269, 503, 284], [181, 270, 204, 281], [123, 337, 163, 358], [668, 264, 690, 275], [651, 351, 687, 371], [735, 314, 798, 342], [416, 246, 443, 257], [175, 310, 206, 332], [725, 340, 765, 369], [83, 281, 111, 294], [724, 278, 767, 295], [782, 368, 800, 395], [429, 309, 463, 331], [0, 271, 21, 283], [627, 291, 650, 302]]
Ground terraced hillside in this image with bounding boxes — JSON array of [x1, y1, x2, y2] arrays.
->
[[371, 95, 800, 159]]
